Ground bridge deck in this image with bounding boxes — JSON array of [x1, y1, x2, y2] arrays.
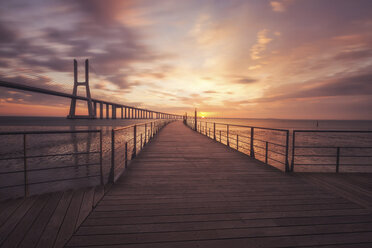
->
[[67, 121, 372, 248]]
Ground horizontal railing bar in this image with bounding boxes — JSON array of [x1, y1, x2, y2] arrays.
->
[[267, 156, 285, 165], [294, 154, 336, 157], [0, 163, 101, 175], [0, 130, 100, 135], [294, 130, 372, 133], [237, 140, 250, 145], [199, 121, 289, 132], [26, 162, 100, 173], [0, 151, 100, 161], [252, 137, 286, 147], [26, 174, 101, 186], [336, 164, 372, 166], [295, 163, 337, 166], [268, 149, 286, 156], [253, 144, 266, 150], [295, 146, 372, 149], [0, 174, 101, 189]]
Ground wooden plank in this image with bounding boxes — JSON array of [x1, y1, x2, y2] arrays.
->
[[0, 198, 24, 226], [76, 214, 372, 235], [68, 223, 372, 246], [0, 196, 37, 246], [93, 186, 104, 207], [1, 194, 50, 248], [36, 191, 73, 248], [53, 189, 84, 248], [18, 192, 63, 248], [75, 187, 94, 230]]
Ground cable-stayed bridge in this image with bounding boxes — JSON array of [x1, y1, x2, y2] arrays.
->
[[0, 59, 183, 120]]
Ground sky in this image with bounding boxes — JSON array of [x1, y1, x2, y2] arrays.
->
[[0, 0, 372, 119]]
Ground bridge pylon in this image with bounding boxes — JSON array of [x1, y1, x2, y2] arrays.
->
[[67, 59, 95, 119]]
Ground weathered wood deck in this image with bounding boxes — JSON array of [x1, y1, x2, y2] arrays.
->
[[1, 121, 372, 247], [67, 121, 372, 247], [0, 184, 109, 248]]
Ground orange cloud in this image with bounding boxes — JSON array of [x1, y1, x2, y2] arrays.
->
[[250, 29, 273, 60]]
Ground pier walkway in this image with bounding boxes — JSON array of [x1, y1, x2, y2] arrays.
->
[[67, 121, 372, 247], [1, 121, 372, 247]]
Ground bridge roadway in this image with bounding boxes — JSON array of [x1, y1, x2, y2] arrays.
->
[[66, 121, 372, 247], [1, 121, 372, 247]]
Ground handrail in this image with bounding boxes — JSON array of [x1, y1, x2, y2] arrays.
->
[[0, 130, 100, 135], [185, 119, 290, 171], [0, 129, 104, 199], [202, 121, 289, 132], [291, 130, 372, 172], [110, 119, 174, 183]]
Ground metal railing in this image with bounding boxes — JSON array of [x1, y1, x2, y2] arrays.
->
[[292, 130, 372, 172], [110, 119, 174, 183], [186, 119, 290, 172], [0, 130, 103, 199]]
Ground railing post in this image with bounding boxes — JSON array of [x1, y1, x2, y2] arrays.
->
[[291, 131, 296, 172], [237, 134, 239, 150], [205, 122, 208, 136], [285, 131, 290, 172], [336, 147, 340, 173], [227, 124, 229, 147], [99, 130, 104, 185], [145, 124, 147, 145], [110, 129, 115, 183], [133, 125, 137, 158], [125, 142, 128, 168], [250, 127, 255, 158], [265, 141, 268, 164], [194, 109, 197, 131], [214, 123, 216, 140], [23, 134, 28, 197], [140, 133, 143, 149], [220, 130, 221, 142], [151, 122, 153, 138]]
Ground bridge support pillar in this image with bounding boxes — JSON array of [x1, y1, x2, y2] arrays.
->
[[112, 105, 116, 119], [67, 59, 95, 119], [106, 104, 109, 119]]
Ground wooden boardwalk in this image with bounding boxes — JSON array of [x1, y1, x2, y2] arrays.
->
[[0, 185, 109, 248], [1, 121, 372, 248], [67, 121, 372, 248]]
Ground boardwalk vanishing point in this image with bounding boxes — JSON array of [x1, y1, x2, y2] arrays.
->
[[1, 121, 372, 247]]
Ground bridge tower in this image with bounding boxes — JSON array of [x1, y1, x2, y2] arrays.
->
[[67, 59, 95, 119]]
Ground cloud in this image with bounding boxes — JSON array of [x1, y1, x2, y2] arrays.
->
[[250, 29, 272, 60], [270, 0, 293, 12], [235, 77, 258, 84], [203, 90, 217, 94], [0, 75, 70, 106], [254, 71, 372, 103], [333, 49, 372, 61], [0, 22, 17, 43], [225, 75, 258, 85], [0, 0, 171, 107]]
